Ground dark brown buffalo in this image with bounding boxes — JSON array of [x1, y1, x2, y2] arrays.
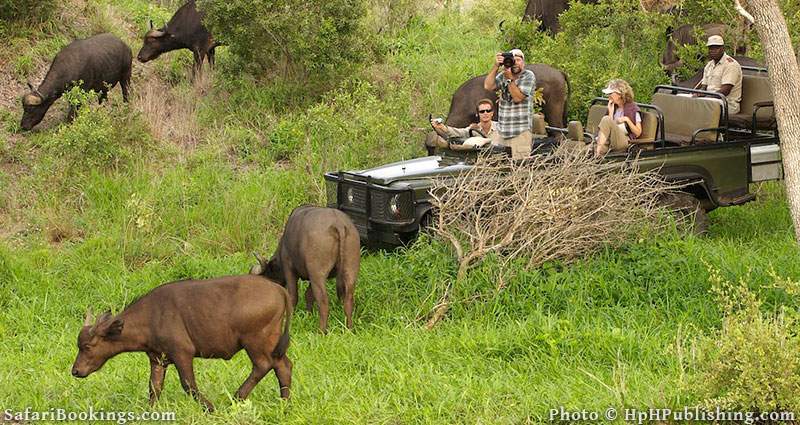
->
[[251, 205, 360, 334], [21, 33, 131, 130], [442, 63, 569, 128], [674, 56, 763, 89], [522, 0, 598, 34], [71, 275, 292, 412], [137, 0, 218, 75]]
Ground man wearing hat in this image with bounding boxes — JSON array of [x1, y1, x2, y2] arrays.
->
[[484, 48, 537, 159], [697, 35, 743, 114]]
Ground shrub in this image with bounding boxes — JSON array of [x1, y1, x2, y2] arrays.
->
[[693, 267, 800, 413], [199, 0, 374, 83], [44, 87, 155, 171], [0, 0, 56, 23]]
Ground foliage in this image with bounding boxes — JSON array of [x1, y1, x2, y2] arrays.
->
[[43, 87, 155, 171], [0, 0, 56, 23], [199, 0, 374, 82], [693, 267, 800, 413]]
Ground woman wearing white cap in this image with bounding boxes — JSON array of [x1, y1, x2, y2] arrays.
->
[[596, 79, 641, 156]]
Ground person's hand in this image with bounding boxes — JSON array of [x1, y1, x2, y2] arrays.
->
[[431, 120, 445, 132], [615, 117, 626, 124], [502, 67, 514, 80], [494, 52, 503, 67], [691, 93, 701, 97]]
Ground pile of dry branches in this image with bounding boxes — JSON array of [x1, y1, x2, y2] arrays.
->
[[425, 145, 678, 327]]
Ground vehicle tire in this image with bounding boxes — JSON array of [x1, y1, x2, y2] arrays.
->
[[660, 192, 709, 235]]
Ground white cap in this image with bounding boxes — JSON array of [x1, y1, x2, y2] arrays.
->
[[707, 35, 724, 46], [601, 84, 620, 95], [509, 48, 524, 59]]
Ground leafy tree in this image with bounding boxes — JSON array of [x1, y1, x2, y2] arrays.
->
[[198, 0, 374, 81]]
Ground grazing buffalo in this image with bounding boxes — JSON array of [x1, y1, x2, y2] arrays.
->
[[442, 63, 569, 129], [137, 0, 218, 75], [20, 33, 131, 131], [660, 23, 749, 83], [251, 205, 360, 334], [675, 56, 763, 89], [522, 0, 598, 34], [71, 275, 292, 412]]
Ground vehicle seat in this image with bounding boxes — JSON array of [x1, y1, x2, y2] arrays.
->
[[651, 92, 722, 144], [728, 73, 775, 130]]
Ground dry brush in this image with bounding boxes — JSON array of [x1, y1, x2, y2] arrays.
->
[[424, 145, 681, 327]]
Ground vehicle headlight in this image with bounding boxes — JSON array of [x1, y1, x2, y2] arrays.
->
[[346, 187, 355, 205], [389, 194, 401, 217]]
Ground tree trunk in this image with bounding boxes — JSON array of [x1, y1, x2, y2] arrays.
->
[[740, 0, 800, 242]]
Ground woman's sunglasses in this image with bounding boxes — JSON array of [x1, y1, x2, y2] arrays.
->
[[478, 109, 493, 114]]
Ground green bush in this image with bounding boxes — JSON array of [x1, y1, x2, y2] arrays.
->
[[0, 0, 56, 23], [199, 0, 374, 83], [693, 267, 800, 413], [43, 87, 155, 171]]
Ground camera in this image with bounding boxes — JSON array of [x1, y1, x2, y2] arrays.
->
[[501, 52, 515, 68]]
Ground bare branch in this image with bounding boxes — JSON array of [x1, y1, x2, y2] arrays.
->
[[734, 0, 755, 24]]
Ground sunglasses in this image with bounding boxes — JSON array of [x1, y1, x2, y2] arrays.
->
[[478, 109, 493, 114]]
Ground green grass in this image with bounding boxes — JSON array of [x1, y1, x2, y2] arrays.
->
[[1, 0, 799, 422]]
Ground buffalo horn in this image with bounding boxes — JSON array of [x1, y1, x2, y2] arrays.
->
[[23, 93, 42, 106]]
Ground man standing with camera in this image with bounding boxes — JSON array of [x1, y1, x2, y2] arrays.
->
[[483, 48, 536, 159]]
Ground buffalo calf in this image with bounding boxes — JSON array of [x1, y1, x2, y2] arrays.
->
[[251, 205, 360, 333], [71, 275, 292, 412]]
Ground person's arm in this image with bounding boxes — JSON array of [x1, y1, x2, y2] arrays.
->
[[432, 121, 469, 139], [717, 84, 733, 96], [484, 53, 503, 91], [509, 71, 534, 104], [626, 114, 642, 138]]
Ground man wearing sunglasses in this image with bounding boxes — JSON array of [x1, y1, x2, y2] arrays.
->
[[430, 98, 501, 149], [484, 48, 536, 159]]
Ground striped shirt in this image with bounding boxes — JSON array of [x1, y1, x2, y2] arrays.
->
[[495, 69, 536, 139]]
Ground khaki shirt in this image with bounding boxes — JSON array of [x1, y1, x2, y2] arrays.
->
[[702, 53, 743, 114], [441, 121, 503, 145]]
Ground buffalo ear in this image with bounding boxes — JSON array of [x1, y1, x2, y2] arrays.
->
[[105, 319, 124, 338]]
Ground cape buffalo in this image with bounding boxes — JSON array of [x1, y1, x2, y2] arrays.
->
[[137, 0, 218, 75], [442, 63, 569, 129], [522, 0, 598, 34], [72, 275, 292, 412], [251, 205, 360, 334], [20, 33, 131, 131]]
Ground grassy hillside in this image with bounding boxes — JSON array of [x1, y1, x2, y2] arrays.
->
[[1, 0, 799, 423]]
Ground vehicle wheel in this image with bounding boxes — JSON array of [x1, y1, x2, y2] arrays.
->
[[661, 192, 709, 235], [419, 212, 435, 235]]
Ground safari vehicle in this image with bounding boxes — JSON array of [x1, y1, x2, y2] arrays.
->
[[324, 66, 783, 247]]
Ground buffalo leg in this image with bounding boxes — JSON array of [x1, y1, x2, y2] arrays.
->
[[235, 347, 272, 400], [173, 354, 214, 412], [147, 353, 167, 405], [304, 284, 314, 312], [283, 269, 299, 308], [208, 47, 216, 68], [272, 355, 293, 399], [121, 68, 131, 103], [309, 273, 330, 333], [338, 273, 355, 329]]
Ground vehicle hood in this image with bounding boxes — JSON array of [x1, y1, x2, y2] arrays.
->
[[353, 155, 472, 185]]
